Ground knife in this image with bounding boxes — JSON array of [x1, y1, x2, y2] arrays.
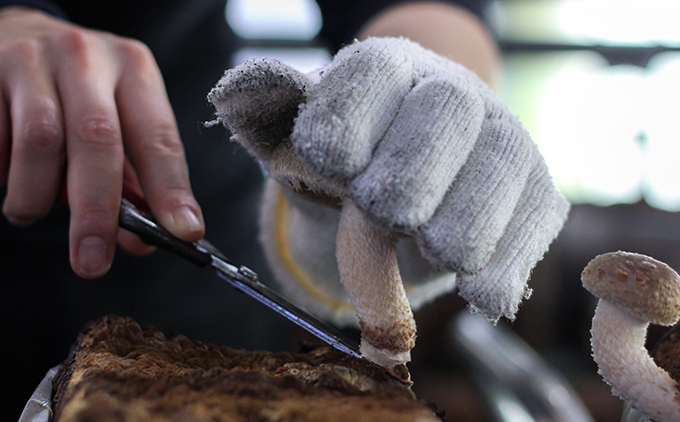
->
[[117, 189, 362, 359]]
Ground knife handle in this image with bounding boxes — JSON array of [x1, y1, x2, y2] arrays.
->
[[118, 198, 212, 268], [60, 178, 212, 267]]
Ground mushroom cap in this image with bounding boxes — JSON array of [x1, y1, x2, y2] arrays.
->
[[581, 251, 680, 325]]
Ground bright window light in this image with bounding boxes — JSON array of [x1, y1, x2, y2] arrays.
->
[[536, 56, 645, 206], [557, 0, 680, 45], [503, 51, 680, 211], [490, 1, 566, 43], [494, 0, 680, 45], [226, 0, 322, 40], [640, 53, 680, 211]]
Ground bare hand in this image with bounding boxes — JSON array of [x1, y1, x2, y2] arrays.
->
[[0, 7, 204, 278]]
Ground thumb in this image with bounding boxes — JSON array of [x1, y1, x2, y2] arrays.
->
[[208, 58, 312, 162]]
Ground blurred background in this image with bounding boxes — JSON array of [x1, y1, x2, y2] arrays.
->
[[223, 0, 680, 421]]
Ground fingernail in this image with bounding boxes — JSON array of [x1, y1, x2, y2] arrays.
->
[[78, 236, 110, 277], [171, 206, 202, 233]]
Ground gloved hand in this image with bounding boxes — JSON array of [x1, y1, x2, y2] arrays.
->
[[208, 37, 570, 366]]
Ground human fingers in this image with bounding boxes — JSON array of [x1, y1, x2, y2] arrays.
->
[[115, 39, 204, 242], [117, 228, 157, 256], [115, 158, 157, 256], [56, 31, 125, 279], [1, 41, 65, 226]]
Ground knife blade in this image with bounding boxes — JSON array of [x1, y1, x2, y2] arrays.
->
[[118, 197, 362, 359]]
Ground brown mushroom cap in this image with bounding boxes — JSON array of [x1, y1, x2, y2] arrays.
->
[[581, 251, 680, 325]]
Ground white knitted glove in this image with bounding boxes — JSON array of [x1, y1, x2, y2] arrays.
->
[[208, 37, 570, 366]]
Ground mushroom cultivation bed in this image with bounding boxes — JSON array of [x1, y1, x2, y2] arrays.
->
[[20, 315, 442, 422]]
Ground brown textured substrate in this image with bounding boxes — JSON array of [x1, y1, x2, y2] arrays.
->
[[652, 323, 680, 384], [52, 315, 442, 422]]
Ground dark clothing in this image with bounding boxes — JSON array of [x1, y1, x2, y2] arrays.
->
[[0, 1, 490, 419]]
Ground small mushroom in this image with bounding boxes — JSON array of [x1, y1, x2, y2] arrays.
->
[[336, 198, 416, 367], [581, 251, 680, 421], [208, 60, 416, 367], [269, 142, 417, 367]]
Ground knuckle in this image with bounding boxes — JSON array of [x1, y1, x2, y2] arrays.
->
[[0, 39, 42, 67], [72, 197, 119, 227], [56, 28, 94, 60], [116, 39, 162, 89], [117, 38, 154, 69], [78, 206, 114, 222], [49, 28, 107, 73], [139, 125, 184, 157], [17, 117, 63, 153], [75, 117, 120, 148]]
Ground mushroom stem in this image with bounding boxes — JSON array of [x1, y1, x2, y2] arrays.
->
[[591, 299, 680, 421], [336, 199, 416, 367]]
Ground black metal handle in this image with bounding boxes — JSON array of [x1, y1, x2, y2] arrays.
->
[[118, 199, 212, 267]]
